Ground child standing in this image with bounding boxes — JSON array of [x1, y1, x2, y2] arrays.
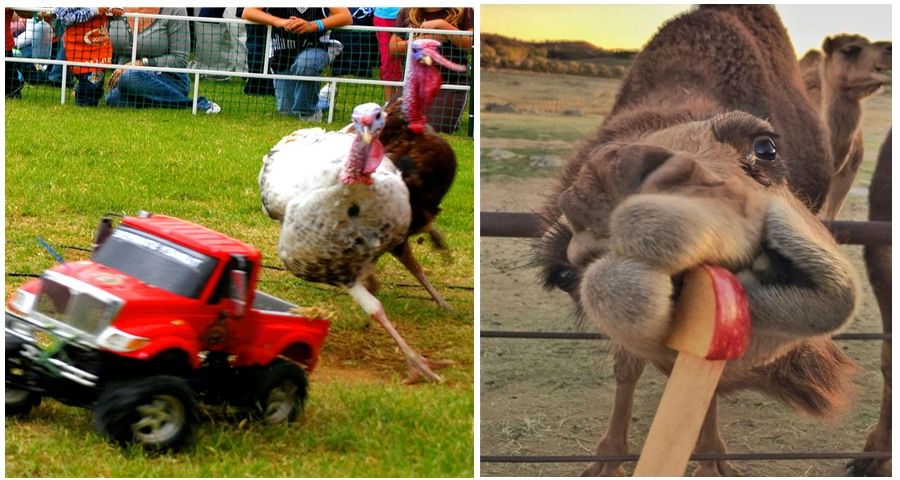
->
[[52, 7, 122, 106], [373, 7, 401, 101]]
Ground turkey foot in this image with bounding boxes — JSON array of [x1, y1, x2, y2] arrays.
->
[[403, 358, 455, 385]]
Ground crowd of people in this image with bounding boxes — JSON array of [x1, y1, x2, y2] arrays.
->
[[5, 7, 474, 131]]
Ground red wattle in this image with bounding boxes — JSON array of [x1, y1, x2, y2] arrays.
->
[[363, 140, 385, 174]]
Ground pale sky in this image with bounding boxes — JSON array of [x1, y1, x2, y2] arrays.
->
[[481, 4, 892, 54]]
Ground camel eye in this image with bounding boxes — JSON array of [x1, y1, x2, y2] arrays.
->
[[753, 136, 777, 162], [551, 267, 580, 293]]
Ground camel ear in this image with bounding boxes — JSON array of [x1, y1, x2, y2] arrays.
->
[[822, 36, 836, 55]]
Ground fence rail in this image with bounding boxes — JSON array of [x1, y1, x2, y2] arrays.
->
[[480, 209, 891, 468], [482, 451, 893, 463]]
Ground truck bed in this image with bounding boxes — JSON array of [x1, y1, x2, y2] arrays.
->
[[252, 291, 298, 313]]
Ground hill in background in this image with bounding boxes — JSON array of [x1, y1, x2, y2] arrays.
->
[[481, 33, 637, 77]]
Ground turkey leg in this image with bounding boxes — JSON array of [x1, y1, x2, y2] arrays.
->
[[347, 282, 444, 384], [391, 241, 451, 309]]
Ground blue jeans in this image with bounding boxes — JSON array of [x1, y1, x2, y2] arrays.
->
[[274, 48, 328, 116], [48, 39, 68, 85], [106, 70, 215, 111]]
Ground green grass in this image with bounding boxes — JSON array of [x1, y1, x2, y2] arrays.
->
[[7, 381, 472, 477], [5, 99, 474, 477], [18, 74, 473, 136]]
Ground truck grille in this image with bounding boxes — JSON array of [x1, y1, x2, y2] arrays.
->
[[34, 277, 113, 335]]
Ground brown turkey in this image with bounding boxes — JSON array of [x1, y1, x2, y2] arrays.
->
[[379, 39, 466, 309]]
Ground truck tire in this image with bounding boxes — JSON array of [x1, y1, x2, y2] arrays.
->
[[6, 388, 41, 417], [250, 359, 308, 425], [94, 376, 197, 452], [6, 334, 41, 417]]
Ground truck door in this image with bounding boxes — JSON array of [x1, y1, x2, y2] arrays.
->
[[202, 255, 251, 351]]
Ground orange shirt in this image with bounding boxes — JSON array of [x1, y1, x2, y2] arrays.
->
[[63, 15, 112, 74]]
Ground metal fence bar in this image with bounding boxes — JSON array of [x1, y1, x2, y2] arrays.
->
[[191, 72, 200, 115], [58, 65, 66, 104], [480, 211, 892, 245], [482, 451, 892, 463], [481, 330, 890, 341], [6, 57, 471, 91], [261, 24, 272, 77], [130, 15, 139, 64]]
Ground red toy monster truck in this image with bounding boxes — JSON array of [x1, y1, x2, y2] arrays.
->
[[6, 212, 330, 451]]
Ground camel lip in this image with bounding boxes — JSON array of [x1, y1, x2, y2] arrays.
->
[[666, 244, 802, 306]]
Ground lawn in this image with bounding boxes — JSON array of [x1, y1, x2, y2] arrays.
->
[[5, 99, 474, 477]]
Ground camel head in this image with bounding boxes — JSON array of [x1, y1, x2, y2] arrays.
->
[[822, 34, 891, 98], [539, 110, 857, 369]]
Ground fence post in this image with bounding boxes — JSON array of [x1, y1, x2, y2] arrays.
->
[[403, 30, 415, 85], [262, 25, 272, 75], [327, 80, 337, 124], [468, 69, 474, 137], [192, 72, 200, 115], [60, 65, 67, 105], [130, 16, 139, 64]]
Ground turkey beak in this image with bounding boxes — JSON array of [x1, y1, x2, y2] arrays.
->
[[422, 55, 433, 66], [362, 127, 373, 145]]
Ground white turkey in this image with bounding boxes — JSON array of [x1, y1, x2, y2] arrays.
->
[[258, 103, 445, 383]]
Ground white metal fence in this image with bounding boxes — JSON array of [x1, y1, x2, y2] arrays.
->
[[6, 9, 474, 134]]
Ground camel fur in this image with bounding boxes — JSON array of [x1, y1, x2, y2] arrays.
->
[[536, 6, 861, 476]]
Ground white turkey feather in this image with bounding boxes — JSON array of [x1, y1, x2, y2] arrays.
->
[[259, 126, 411, 286]]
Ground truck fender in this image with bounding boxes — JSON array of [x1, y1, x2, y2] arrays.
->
[[131, 337, 200, 369], [279, 342, 314, 367]]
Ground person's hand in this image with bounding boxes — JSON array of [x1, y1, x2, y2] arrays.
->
[[108, 68, 123, 88], [294, 19, 321, 34], [108, 59, 143, 88], [284, 17, 310, 33]]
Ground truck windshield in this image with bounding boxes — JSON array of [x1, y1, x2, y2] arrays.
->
[[92, 226, 218, 299]]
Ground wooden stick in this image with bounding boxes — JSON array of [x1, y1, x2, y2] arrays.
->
[[633, 355, 724, 476]]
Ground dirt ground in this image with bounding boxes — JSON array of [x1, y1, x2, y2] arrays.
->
[[479, 70, 891, 476]]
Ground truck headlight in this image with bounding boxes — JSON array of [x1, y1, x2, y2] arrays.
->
[[9, 290, 36, 315], [96, 327, 150, 352]]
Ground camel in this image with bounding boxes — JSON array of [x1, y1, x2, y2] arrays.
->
[[847, 130, 891, 476], [800, 35, 891, 220], [535, 6, 861, 476]]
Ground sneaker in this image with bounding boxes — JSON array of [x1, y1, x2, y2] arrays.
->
[[300, 110, 322, 123], [204, 101, 222, 115]]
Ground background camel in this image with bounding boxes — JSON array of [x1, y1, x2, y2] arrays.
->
[[802, 36, 892, 476], [800, 35, 891, 220], [536, 6, 860, 476], [847, 130, 891, 476]]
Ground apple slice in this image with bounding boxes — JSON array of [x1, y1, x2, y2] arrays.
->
[[634, 265, 750, 476], [667, 265, 750, 360]]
